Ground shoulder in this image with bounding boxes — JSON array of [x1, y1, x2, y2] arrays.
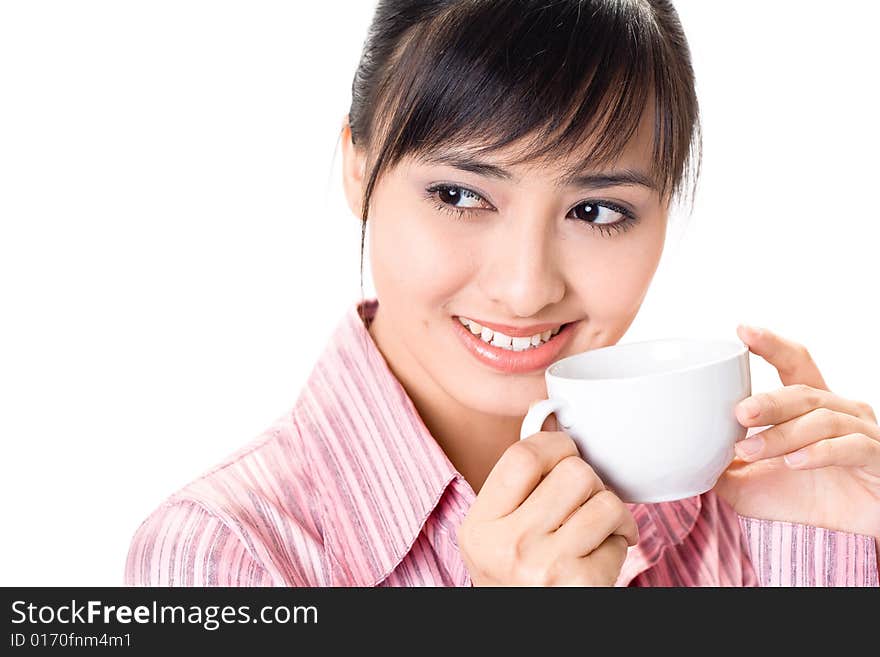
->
[[124, 410, 328, 586]]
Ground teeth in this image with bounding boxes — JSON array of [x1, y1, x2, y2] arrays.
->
[[511, 337, 532, 351], [458, 316, 564, 351]]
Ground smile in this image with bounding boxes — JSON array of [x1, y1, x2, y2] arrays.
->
[[452, 315, 578, 374], [456, 316, 563, 351]]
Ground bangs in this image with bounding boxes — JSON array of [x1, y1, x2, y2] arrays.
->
[[359, 0, 700, 208]]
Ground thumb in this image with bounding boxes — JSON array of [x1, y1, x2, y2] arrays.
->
[[528, 400, 559, 433]]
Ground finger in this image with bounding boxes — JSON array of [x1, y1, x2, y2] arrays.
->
[[469, 431, 579, 521], [735, 384, 875, 428], [736, 325, 828, 390], [514, 455, 604, 534], [734, 407, 880, 463], [578, 534, 630, 586], [552, 489, 640, 556], [551, 535, 629, 587], [783, 433, 880, 476]]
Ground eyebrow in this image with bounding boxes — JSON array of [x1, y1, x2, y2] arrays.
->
[[417, 152, 656, 191]]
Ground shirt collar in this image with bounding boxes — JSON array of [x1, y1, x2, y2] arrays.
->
[[294, 297, 701, 586], [619, 495, 702, 586], [293, 298, 463, 586]]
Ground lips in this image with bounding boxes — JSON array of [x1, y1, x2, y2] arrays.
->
[[452, 316, 578, 374], [460, 316, 566, 338]]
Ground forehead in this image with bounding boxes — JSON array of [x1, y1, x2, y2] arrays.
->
[[408, 103, 657, 187]]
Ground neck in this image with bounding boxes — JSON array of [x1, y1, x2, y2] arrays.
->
[[367, 307, 520, 494], [411, 387, 522, 494]]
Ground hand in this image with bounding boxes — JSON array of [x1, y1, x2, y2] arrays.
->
[[714, 324, 880, 545], [457, 425, 639, 586]]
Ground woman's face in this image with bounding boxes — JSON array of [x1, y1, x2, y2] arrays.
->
[[341, 110, 669, 418]]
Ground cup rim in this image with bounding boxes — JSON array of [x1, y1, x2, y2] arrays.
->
[[547, 337, 749, 382]]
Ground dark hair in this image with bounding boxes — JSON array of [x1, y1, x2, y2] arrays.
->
[[345, 0, 700, 327]]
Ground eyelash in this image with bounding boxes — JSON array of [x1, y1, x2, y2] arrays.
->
[[423, 183, 639, 238]]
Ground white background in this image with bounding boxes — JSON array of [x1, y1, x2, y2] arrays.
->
[[1, 1, 877, 586]]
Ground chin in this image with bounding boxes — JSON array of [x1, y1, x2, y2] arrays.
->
[[450, 374, 548, 418]]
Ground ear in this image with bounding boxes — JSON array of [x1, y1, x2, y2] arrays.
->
[[340, 113, 367, 221]]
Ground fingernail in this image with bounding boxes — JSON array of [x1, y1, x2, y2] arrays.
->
[[784, 449, 807, 466], [735, 435, 764, 458], [738, 398, 760, 419]]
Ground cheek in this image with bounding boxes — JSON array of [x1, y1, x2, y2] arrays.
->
[[370, 210, 474, 301], [565, 232, 663, 316]]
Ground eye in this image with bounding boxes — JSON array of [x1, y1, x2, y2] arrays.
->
[[423, 184, 639, 237], [424, 184, 492, 219], [572, 201, 626, 224], [569, 201, 628, 225]]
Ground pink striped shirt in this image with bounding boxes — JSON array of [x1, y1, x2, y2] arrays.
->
[[125, 298, 879, 586]]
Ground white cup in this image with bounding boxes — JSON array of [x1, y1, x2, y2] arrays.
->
[[520, 337, 751, 504]]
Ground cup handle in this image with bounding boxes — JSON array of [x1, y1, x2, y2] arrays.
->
[[520, 398, 570, 440]]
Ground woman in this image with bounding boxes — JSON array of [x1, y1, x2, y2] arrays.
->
[[125, 0, 879, 586]]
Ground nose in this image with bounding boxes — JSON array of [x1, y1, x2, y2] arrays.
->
[[478, 212, 565, 319]]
